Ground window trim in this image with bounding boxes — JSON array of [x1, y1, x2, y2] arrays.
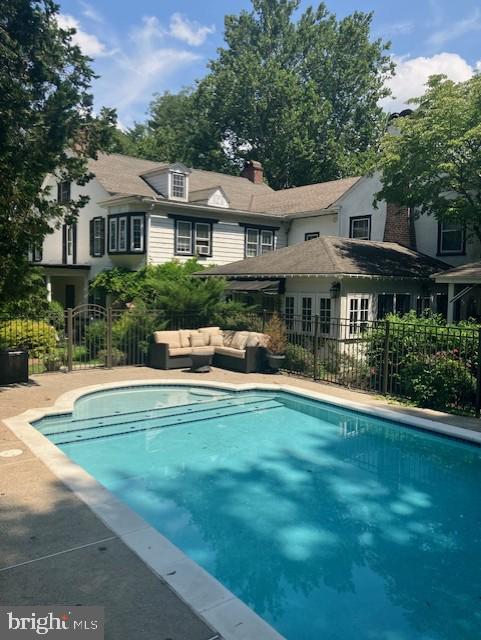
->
[[107, 213, 146, 255], [130, 215, 145, 252], [118, 216, 128, 252], [173, 218, 214, 257], [57, 181, 71, 204], [305, 232, 320, 241], [244, 226, 276, 258], [32, 244, 43, 263], [90, 217, 105, 257], [194, 221, 212, 257], [348, 295, 370, 335], [170, 172, 187, 201], [349, 215, 371, 240], [437, 221, 466, 256]]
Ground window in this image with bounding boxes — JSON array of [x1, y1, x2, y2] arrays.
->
[[171, 173, 186, 199], [302, 297, 312, 332], [349, 297, 369, 334], [416, 296, 431, 316], [118, 217, 128, 252], [438, 222, 465, 255], [32, 244, 43, 262], [319, 297, 331, 334], [246, 228, 259, 257], [245, 227, 276, 257], [305, 232, 320, 241], [57, 181, 71, 203], [90, 217, 105, 257], [285, 296, 295, 330], [377, 293, 412, 319], [175, 220, 192, 254], [108, 213, 145, 254], [260, 230, 274, 254], [194, 222, 211, 256], [66, 225, 74, 257], [109, 217, 118, 252], [349, 216, 371, 240], [130, 216, 144, 252]]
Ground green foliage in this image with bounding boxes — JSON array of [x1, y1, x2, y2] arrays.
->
[[84, 320, 106, 359], [0, 0, 116, 305], [376, 74, 481, 241], [367, 312, 480, 413], [117, 1, 393, 187], [0, 320, 57, 357], [98, 348, 126, 367], [89, 267, 145, 308], [402, 353, 476, 411]]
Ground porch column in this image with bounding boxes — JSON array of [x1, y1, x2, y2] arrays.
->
[[447, 282, 455, 324], [45, 275, 52, 303]]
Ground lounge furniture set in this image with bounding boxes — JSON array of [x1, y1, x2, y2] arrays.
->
[[149, 326, 269, 373]]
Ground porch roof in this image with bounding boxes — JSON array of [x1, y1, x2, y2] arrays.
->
[[198, 236, 449, 280], [432, 261, 481, 284]]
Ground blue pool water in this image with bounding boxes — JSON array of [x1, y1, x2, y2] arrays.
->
[[35, 385, 481, 640]]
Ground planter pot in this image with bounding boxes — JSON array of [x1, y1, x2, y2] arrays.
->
[[267, 353, 285, 372], [0, 349, 29, 385]]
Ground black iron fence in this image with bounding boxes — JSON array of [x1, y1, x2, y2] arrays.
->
[[1, 306, 480, 416]]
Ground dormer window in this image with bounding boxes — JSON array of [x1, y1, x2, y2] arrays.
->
[[171, 172, 186, 199]]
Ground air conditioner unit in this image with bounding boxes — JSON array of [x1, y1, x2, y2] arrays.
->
[[197, 245, 210, 255]]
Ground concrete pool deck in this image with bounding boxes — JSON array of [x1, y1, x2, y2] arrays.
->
[[1, 366, 480, 639]]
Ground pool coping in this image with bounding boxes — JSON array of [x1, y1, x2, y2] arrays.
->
[[4, 379, 481, 640]]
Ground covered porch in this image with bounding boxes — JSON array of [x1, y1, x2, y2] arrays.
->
[[432, 262, 481, 323], [41, 265, 91, 308]]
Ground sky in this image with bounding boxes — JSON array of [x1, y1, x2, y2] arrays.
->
[[56, 0, 481, 129]]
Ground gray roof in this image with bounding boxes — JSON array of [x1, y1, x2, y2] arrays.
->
[[89, 153, 361, 216], [248, 177, 362, 215], [89, 153, 273, 211], [432, 261, 481, 282], [199, 236, 450, 279]]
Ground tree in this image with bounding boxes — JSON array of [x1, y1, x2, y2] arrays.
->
[[375, 74, 481, 243], [0, 0, 116, 304], [195, 0, 394, 188]]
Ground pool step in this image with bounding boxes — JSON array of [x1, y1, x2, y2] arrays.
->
[[41, 394, 273, 437], [50, 398, 283, 445]]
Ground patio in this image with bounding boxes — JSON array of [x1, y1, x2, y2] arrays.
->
[[1, 367, 480, 640]]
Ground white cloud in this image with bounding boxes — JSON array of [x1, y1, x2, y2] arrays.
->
[[93, 16, 201, 125], [169, 13, 215, 46], [382, 52, 477, 112], [79, 1, 104, 24], [428, 8, 481, 47], [57, 14, 107, 57]]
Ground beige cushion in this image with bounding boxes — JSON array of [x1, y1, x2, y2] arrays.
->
[[198, 327, 221, 346], [178, 330, 191, 348], [231, 331, 249, 350], [210, 335, 223, 347], [247, 332, 269, 348], [169, 347, 192, 356], [154, 331, 181, 348], [191, 347, 215, 355], [215, 346, 246, 359], [190, 332, 205, 348]]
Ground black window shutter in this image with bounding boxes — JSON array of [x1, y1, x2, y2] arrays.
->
[[89, 219, 95, 256], [57, 183, 61, 202], [100, 218, 105, 256], [62, 224, 67, 264], [73, 223, 77, 264]]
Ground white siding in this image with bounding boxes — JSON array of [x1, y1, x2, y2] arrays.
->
[[414, 213, 480, 266], [337, 174, 386, 241], [288, 213, 338, 244], [148, 213, 287, 266]]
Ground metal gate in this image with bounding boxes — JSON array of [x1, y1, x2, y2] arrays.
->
[[66, 304, 111, 371]]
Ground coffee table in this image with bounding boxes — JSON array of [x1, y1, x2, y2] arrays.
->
[[190, 350, 214, 373]]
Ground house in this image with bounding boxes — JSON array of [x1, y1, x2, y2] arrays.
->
[[35, 151, 477, 317], [198, 236, 449, 328]]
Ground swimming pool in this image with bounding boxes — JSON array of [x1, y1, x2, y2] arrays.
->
[[33, 384, 481, 640]]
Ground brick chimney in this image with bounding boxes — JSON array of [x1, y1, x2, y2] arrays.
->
[[383, 203, 416, 249], [241, 160, 264, 184]]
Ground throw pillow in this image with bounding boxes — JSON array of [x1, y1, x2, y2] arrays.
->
[[231, 331, 249, 350], [190, 333, 204, 348], [178, 330, 191, 348], [210, 335, 223, 347]]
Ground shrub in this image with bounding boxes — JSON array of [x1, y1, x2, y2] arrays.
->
[[84, 320, 106, 359], [402, 353, 476, 411], [0, 320, 57, 358], [265, 313, 288, 354], [98, 348, 126, 366]]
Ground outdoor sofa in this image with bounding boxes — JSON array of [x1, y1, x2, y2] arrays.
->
[[148, 326, 268, 373]]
